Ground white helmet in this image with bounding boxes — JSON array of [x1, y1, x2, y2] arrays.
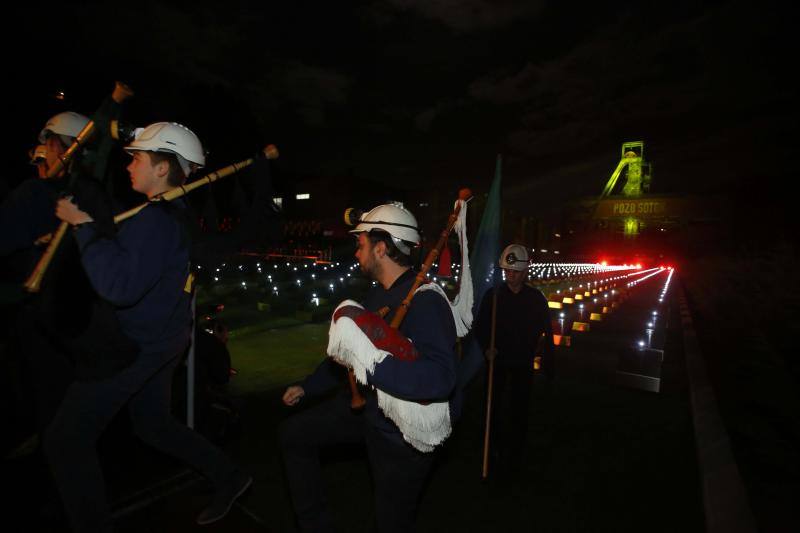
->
[[349, 203, 420, 254], [499, 244, 529, 271], [125, 122, 205, 176], [38, 111, 90, 144]]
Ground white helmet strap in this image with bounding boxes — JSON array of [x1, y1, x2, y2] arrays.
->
[[391, 236, 411, 255], [359, 219, 419, 232], [174, 153, 192, 177], [363, 227, 415, 256], [361, 219, 420, 256], [135, 149, 192, 177], [57, 134, 75, 148]]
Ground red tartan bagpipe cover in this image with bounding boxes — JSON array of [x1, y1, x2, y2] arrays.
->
[[327, 299, 451, 452]]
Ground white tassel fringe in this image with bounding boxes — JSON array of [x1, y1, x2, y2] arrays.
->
[[327, 300, 451, 452], [419, 198, 473, 337]]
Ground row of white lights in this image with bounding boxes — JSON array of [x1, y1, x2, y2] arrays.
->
[[637, 267, 674, 349], [198, 260, 361, 306], [626, 268, 663, 287], [529, 262, 637, 280]]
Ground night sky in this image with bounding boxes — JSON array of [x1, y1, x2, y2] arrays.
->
[[11, 0, 796, 226]]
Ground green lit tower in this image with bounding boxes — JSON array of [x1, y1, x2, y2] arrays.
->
[[595, 141, 653, 236], [599, 141, 652, 199], [567, 140, 710, 262]]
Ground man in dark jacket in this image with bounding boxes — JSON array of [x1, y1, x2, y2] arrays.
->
[[475, 243, 554, 480], [280, 203, 458, 533]]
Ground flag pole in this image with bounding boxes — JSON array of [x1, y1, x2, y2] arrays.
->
[[481, 286, 498, 480]]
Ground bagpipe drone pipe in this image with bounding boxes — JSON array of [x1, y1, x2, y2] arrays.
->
[[24, 82, 281, 381], [30, 144, 282, 381], [186, 144, 283, 270]]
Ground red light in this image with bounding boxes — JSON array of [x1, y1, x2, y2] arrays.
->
[[600, 260, 608, 267], [635, 263, 642, 269]]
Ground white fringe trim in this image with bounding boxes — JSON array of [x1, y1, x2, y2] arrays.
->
[[326, 300, 390, 384], [422, 198, 473, 338], [376, 390, 450, 453], [327, 300, 451, 452]]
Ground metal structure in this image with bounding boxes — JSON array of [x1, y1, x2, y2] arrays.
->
[[557, 141, 726, 264], [594, 141, 655, 237], [598, 141, 652, 199]]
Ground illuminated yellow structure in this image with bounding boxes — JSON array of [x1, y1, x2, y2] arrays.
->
[[596, 141, 653, 235], [561, 140, 724, 263], [599, 141, 652, 199]]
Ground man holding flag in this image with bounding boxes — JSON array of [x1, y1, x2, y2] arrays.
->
[[474, 244, 555, 481], [457, 155, 555, 481], [456, 155, 503, 390]]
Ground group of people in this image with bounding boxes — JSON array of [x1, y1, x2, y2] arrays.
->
[[2, 108, 251, 532], [1, 97, 555, 532], [279, 210, 556, 532]]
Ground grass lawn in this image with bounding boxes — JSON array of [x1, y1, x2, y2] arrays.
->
[[226, 322, 330, 394]]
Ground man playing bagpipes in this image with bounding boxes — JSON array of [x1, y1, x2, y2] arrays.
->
[[43, 122, 251, 532], [281, 198, 475, 533], [0, 111, 92, 462], [2, 83, 137, 454], [1, 112, 90, 270]]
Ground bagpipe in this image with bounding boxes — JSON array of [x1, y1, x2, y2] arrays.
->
[[23, 81, 134, 293], [16, 82, 139, 380], [327, 189, 473, 452]]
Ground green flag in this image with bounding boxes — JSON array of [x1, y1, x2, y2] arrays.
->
[[459, 155, 502, 389], [469, 154, 502, 311]]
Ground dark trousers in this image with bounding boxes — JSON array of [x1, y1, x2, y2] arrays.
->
[[279, 393, 435, 533], [43, 342, 238, 533], [11, 309, 74, 436], [488, 363, 533, 478]]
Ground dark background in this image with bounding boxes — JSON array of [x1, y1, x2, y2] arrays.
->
[[7, 0, 796, 246]]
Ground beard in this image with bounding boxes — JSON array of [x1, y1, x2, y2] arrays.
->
[[359, 254, 382, 281]]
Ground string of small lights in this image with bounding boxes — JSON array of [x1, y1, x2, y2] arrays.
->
[[635, 267, 674, 350]]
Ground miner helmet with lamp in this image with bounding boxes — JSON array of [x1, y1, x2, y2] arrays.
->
[[124, 121, 206, 181], [499, 243, 529, 272], [346, 203, 421, 267]]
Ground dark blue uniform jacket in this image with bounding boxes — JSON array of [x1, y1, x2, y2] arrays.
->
[[73, 201, 191, 353], [0, 179, 62, 266], [475, 283, 554, 376], [302, 269, 460, 447]]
